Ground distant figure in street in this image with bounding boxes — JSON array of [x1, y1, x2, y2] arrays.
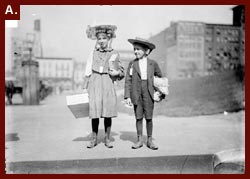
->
[[83, 24, 124, 148], [5, 81, 14, 105], [39, 80, 45, 100], [124, 37, 163, 150]]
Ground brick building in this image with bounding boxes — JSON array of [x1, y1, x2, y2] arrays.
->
[[149, 5, 244, 80], [204, 24, 240, 75], [232, 5, 245, 67]]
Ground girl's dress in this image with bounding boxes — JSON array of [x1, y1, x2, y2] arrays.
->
[[87, 49, 123, 118]]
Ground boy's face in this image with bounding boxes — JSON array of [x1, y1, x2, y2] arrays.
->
[[133, 44, 148, 59], [97, 33, 110, 50]]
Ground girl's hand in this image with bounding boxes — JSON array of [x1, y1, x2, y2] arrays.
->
[[109, 69, 119, 76]]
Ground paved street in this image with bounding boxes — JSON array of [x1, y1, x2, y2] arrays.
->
[[5, 93, 245, 173]]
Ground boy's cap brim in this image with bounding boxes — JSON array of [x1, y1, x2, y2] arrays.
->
[[128, 37, 156, 50]]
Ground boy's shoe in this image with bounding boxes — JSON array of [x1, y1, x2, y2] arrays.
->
[[132, 135, 143, 149]]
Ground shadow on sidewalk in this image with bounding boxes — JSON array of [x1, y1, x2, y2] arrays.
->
[[5, 103, 23, 106], [5, 133, 20, 142], [119, 131, 156, 145], [72, 129, 119, 143]]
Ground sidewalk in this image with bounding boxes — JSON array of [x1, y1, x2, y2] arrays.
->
[[5, 94, 245, 173]]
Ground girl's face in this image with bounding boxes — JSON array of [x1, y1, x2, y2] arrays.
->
[[97, 33, 110, 50], [133, 44, 148, 59]]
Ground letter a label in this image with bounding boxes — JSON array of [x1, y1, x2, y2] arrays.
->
[[5, 5, 13, 14]]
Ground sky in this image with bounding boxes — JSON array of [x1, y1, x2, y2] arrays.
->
[[7, 5, 235, 66]]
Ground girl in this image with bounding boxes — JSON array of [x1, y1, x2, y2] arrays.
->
[[84, 25, 124, 148]]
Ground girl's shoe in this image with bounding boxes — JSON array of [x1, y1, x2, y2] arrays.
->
[[104, 138, 113, 148]]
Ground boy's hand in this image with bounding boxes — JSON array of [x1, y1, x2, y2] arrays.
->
[[125, 98, 133, 107], [109, 69, 119, 76], [153, 91, 161, 102]]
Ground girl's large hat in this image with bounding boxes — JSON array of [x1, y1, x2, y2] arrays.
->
[[128, 37, 156, 50], [86, 25, 117, 40]]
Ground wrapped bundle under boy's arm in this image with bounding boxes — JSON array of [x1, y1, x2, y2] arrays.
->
[[153, 76, 169, 95]]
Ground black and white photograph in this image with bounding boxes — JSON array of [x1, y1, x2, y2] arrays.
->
[[5, 5, 245, 174]]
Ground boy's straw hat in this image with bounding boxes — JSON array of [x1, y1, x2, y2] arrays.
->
[[128, 37, 156, 50]]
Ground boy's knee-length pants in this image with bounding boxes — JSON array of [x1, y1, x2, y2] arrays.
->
[[133, 80, 154, 119]]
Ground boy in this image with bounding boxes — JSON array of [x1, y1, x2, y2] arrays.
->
[[124, 37, 162, 150]]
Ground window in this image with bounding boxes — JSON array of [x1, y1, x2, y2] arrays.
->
[[235, 30, 239, 36], [179, 42, 184, 48], [205, 36, 212, 43], [197, 51, 201, 58], [180, 51, 184, 58], [197, 43, 201, 49], [198, 26, 203, 33]]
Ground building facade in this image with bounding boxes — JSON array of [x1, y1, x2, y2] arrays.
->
[[148, 30, 168, 76], [232, 5, 245, 67], [11, 37, 25, 79], [204, 24, 240, 75], [150, 21, 206, 79], [36, 57, 74, 93], [149, 6, 244, 80], [73, 61, 85, 91], [149, 20, 241, 80]]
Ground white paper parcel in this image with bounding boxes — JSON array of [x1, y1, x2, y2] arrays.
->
[[66, 93, 89, 118]]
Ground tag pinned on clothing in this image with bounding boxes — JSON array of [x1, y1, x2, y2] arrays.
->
[[129, 67, 133, 76], [109, 54, 119, 70], [99, 66, 104, 73]]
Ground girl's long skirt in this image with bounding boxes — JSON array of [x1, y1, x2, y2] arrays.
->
[[88, 72, 117, 119]]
